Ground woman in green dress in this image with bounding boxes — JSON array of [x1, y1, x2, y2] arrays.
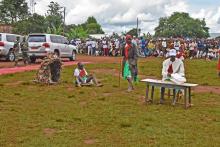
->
[[122, 35, 138, 92]]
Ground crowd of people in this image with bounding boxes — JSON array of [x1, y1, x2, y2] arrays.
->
[[72, 35, 220, 61]]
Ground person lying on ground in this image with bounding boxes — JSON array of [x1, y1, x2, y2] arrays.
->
[[74, 62, 103, 87]]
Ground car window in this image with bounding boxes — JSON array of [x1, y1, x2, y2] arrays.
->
[[50, 35, 58, 43], [62, 37, 69, 44], [0, 34, 2, 41], [28, 35, 46, 42], [57, 36, 63, 44], [6, 35, 17, 42]]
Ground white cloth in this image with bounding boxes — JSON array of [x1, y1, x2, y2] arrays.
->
[[162, 58, 185, 81], [170, 73, 186, 84]]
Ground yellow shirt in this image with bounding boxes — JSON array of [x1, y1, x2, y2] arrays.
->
[[148, 43, 155, 49]]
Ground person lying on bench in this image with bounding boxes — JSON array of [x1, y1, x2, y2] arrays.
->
[[74, 62, 103, 87]]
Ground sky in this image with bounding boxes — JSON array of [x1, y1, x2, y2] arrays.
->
[[29, 0, 220, 34]]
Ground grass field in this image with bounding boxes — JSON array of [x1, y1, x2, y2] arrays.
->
[[0, 57, 219, 146]]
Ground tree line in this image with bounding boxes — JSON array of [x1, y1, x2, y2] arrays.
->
[[0, 0, 104, 39], [0, 0, 210, 38], [126, 12, 210, 39]]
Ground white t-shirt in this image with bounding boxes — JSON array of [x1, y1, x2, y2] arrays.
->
[[102, 40, 108, 48], [74, 68, 88, 77], [115, 40, 120, 49], [162, 41, 167, 48]]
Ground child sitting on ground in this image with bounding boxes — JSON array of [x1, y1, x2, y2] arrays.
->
[[73, 62, 103, 87]]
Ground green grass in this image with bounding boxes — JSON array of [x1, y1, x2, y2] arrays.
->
[[0, 58, 219, 146]]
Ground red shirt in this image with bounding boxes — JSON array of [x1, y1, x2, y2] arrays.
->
[[125, 44, 132, 60]]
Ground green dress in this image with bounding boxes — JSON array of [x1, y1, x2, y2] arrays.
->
[[123, 61, 132, 79]]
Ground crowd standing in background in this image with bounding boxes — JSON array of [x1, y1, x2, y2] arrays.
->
[[71, 35, 220, 62]]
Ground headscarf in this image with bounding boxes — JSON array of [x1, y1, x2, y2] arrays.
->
[[126, 35, 132, 43]]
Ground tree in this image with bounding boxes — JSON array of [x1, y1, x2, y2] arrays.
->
[[13, 13, 47, 35], [86, 23, 104, 34], [86, 16, 97, 24], [47, 25, 63, 35], [126, 28, 138, 37], [154, 12, 210, 38], [83, 16, 104, 34], [65, 26, 88, 39], [0, 0, 29, 24], [46, 1, 63, 30]]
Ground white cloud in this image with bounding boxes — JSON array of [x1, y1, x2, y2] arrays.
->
[[191, 7, 220, 33], [27, 0, 220, 33], [164, 0, 189, 16]]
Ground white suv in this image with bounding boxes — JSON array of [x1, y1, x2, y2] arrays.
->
[[0, 33, 22, 61], [28, 34, 78, 63]]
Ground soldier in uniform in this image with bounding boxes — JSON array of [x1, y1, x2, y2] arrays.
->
[[13, 36, 21, 66], [20, 37, 30, 65]]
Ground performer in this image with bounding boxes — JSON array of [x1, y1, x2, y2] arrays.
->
[[122, 35, 138, 92], [74, 62, 103, 87], [160, 49, 185, 104]]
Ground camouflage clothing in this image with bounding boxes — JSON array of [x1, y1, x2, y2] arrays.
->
[[20, 41, 29, 64], [36, 54, 62, 84], [13, 40, 20, 65]]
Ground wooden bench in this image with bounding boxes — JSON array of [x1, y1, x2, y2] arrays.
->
[[141, 79, 198, 109]]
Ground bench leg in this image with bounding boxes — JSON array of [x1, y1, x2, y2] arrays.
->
[[145, 84, 150, 103], [188, 87, 191, 105], [172, 89, 177, 105], [151, 86, 155, 102], [184, 88, 188, 109], [160, 87, 165, 104]]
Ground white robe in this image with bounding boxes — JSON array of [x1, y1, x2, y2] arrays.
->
[[162, 58, 185, 81]]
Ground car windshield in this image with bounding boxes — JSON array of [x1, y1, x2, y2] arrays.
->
[[28, 35, 46, 42]]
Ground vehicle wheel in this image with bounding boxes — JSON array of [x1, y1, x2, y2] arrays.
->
[[69, 51, 76, 61], [30, 57, 36, 63], [7, 51, 15, 62]]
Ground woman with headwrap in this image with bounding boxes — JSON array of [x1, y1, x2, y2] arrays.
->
[[122, 35, 138, 92]]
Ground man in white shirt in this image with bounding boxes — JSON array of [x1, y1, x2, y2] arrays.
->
[[102, 38, 108, 56], [91, 40, 96, 55], [174, 40, 180, 51], [160, 49, 185, 104], [86, 39, 92, 55], [162, 39, 167, 49]]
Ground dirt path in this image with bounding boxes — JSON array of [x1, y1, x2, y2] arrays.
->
[[0, 56, 91, 75], [193, 86, 220, 95]]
